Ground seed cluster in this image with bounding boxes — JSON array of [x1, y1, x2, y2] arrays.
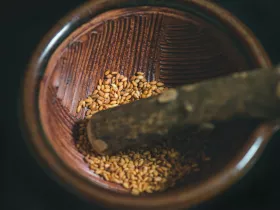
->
[[75, 71, 209, 195], [83, 146, 199, 195], [76, 70, 167, 119]]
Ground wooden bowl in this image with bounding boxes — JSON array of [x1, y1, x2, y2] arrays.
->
[[21, 0, 279, 209]]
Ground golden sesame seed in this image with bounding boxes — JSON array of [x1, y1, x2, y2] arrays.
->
[[76, 105, 82, 113], [75, 71, 210, 195]]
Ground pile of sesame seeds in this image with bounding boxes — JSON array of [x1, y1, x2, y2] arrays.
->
[[75, 71, 209, 195], [76, 70, 167, 118]]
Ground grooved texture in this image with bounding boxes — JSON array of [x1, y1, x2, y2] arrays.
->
[[159, 22, 239, 85], [49, 10, 249, 116], [39, 7, 259, 192], [54, 14, 165, 115]]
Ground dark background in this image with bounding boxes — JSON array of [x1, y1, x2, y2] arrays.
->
[[2, 0, 280, 209]]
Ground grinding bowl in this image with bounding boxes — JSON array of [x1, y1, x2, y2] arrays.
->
[[21, 0, 279, 209]]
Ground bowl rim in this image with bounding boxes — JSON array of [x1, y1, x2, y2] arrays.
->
[[20, 0, 275, 209]]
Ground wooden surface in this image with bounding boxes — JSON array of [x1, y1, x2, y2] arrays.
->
[[88, 68, 280, 155], [4, 0, 280, 210], [30, 0, 274, 209], [34, 1, 273, 209], [46, 7, 250, 115], [39, 4, 262, 193]]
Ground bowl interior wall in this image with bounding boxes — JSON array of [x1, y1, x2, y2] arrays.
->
[[39, 7, 261, 192]]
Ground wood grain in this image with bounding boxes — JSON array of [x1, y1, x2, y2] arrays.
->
[[47, 8, 250, 116], [38, 6, 270, 196], [20, 0, 277, 208]]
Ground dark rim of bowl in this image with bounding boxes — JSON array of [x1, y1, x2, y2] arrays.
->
[[20, 0, 274, 209]]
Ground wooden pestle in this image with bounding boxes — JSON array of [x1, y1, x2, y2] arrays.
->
[[87, 67, 280, 155]]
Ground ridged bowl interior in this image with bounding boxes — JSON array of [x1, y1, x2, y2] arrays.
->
[[39, 7, 267, 193]]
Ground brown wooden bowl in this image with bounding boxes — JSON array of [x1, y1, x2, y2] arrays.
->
[[21, 0, 280, 209]]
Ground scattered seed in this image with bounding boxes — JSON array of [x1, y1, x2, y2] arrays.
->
[[106, 74, 113, 79], [97, 100, 103, 105], [157, 82, 164, 87], [76, 105, 82, 113], [86, 114, 92, 119]]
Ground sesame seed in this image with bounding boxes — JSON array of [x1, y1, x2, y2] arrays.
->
[[75, 70, 210, 195]]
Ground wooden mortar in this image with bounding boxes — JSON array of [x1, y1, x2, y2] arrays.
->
[[21, 0, 278, 209]]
